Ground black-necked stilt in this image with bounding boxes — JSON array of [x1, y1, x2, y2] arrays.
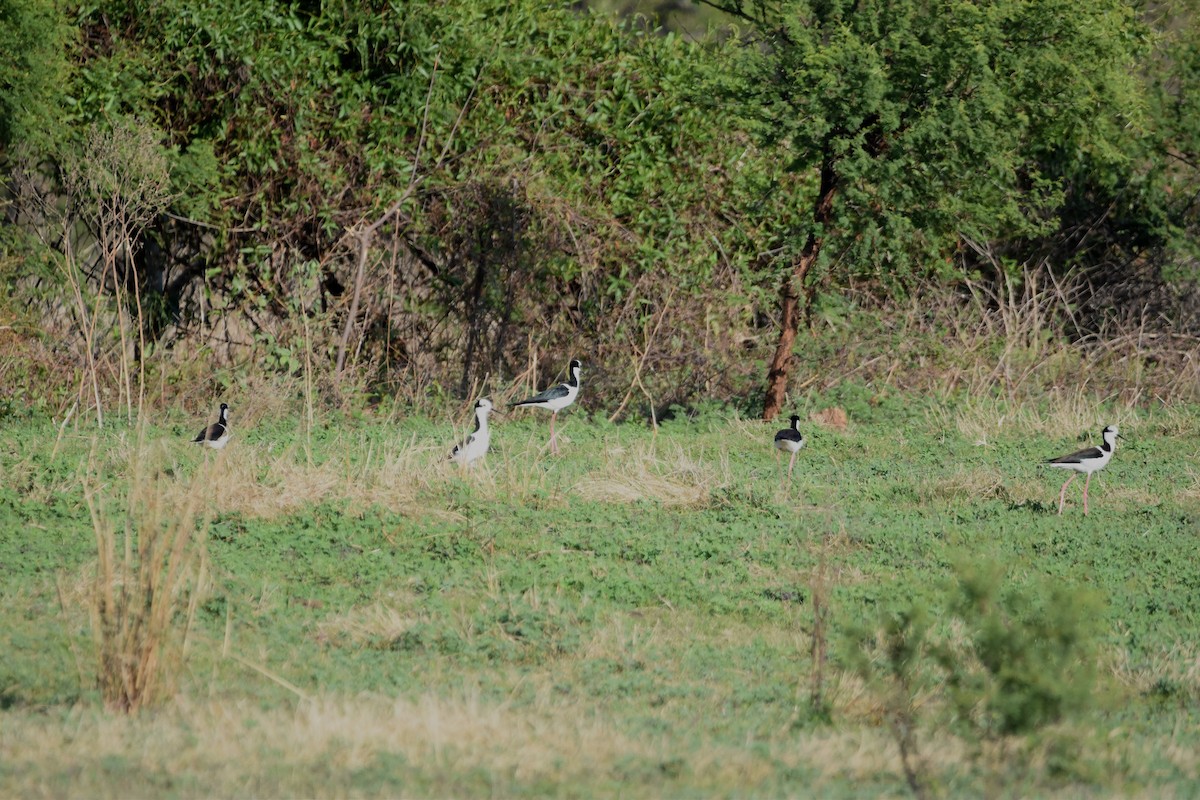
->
[[193, 403, 231, 449], [449, 398, 494, 466], [511, 359, 581, 455], [774, 414, 806, 479], [1046, 424, 1118, 515]]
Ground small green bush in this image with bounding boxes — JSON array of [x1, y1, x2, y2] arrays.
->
[[850, 560, 1108, 793], [934, 561, 1106, 739]]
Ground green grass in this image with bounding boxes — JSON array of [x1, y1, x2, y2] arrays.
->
[[1, 392, 1199, 797]]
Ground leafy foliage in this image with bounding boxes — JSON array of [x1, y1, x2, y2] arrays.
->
[[1, 0, 1198, 414], [54, 0, 784, 402], [933, 562, 1105, 738], [709, 0, 1150, 288], [0, 0, 73, 154], [851, 559, 1108, 794]]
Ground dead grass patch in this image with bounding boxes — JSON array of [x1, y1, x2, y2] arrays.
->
[[0, 690, 1036, 796], [1106, 482, 1172, 511], [1182, 468, 1200, 504], [341, 433, 466, 516], [572, 440, 726, 507], [167, 432, 466, 520], [314, 587, 428, 647], [930, 390, 1139, 447], [205, 446, 342, 517], [810, 406, 849, 431], [917, 465, 1009, 503], [1108, 640, 1200, 701]]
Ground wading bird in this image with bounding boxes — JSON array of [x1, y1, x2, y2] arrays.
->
[[193, 403, 231, 449], [449, 398, 494, 467], [511, 359, 581, 455], [1047, 424, 1118, 515], [774, 414, 806, 480]]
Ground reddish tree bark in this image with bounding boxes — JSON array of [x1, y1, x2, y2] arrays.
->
[[762, 156, 838, 421]]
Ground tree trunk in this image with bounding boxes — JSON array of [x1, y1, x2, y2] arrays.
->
[[762, 156, 838, 421], [762, 260, 806, 421]]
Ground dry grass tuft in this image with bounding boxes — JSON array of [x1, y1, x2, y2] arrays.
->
[[918, 466, 1009, 503], [1108, 640, 1200, 700], [83, 433, 212, 713], [315, 587, 430, 647], [930, 389, 1138, 447], [572, 440, 726, 507], [810, 406, 849, 431]]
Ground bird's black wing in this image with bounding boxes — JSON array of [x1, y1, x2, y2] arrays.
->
[[450, 435, 469, 456], [512, 383, 570, 407], [1048, 445, 1103, 465], [194, 422, 225, 443]]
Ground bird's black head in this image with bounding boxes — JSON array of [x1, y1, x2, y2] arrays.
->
[[569, 359, 582, 372]]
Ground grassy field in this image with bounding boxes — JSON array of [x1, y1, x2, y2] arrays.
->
[[2, 387, 1199, 798]]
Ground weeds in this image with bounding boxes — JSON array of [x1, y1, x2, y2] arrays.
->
[[934, 563, 1105, 738], [850, 605, 936, 799], [83, 433, 211, 712], [1, 396, 1197, 796], [849, 562, 1108, 798], [806, 524, 847, 720], [572, 440, 724, 507]]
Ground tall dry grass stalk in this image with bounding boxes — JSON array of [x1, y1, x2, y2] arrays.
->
[[929, 386, 1138, 447], [83, 434, 211, 713], [16, 120, 175, 427], [808, 532, 832, 715]]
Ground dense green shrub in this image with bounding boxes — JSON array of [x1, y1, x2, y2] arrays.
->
[[41, 0, 788, 405], [0, 0, 73, 153], [1, 0, 1198, 414], [933, 563, 1105, 738]]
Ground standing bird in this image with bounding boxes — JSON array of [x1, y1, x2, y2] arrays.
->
[[773, 414, 806, 480], [193, 403, 231, 449], [449, 398, 494, 467], [1046, 424, 1119, 515], [510, 359, 581, 455]]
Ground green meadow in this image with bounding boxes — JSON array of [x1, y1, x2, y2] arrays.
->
[[2, 389, 1199, 798], [5, 0, 1200, 795]]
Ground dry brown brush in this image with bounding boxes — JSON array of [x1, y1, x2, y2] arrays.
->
[[83, 434, 211, 712]]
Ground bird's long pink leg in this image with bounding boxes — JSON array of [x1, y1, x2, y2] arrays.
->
[[1058, 474, 1076, 515], [549, 412, 558, 455], [1082, 472, 1092, 516], [788, 450, 798, 480]]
